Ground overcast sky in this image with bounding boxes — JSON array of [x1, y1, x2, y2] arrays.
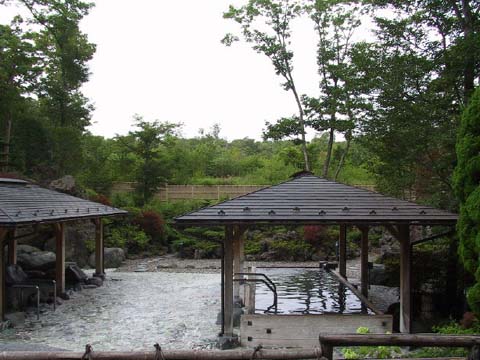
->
[[1, 1, 374, 141]]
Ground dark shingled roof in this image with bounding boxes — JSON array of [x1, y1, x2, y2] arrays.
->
[[0, 178, 127, 227], [175, 174, 458, 226]]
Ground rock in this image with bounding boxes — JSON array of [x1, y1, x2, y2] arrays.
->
[[45, 222, 94, 268], [24, 270, 47, 279], [17, 250, 56, 271], [17, 244, 42, 254], [5, 264, 29, 285], [311, 250, 327, 262], [49, 175, 76, 193], [59, 292, 70, 300], [5, 312, 26, 327], [259, 250, 277, 261], [81, 284, 98, 289], [185, 265, 195, 269], [89, 247, 125, 268], [55, 297, 64, 306], [65, 264, 88, 283], [86, 277, 103, 287]]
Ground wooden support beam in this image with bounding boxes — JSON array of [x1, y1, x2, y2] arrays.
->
[[339, 224, 347, 279], [399, 224, 412, 333], [359, 226, 369, 298], [224, 225, 235, 337], [94, 218, 104, 277], [233, 226, 246, 302], [54, 223, 66, 295], [7, 229, 17, 265], [0, 348, 326, 360], [0, 228, 8, 321]]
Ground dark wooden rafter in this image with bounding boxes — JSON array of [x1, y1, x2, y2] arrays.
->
[[0, 228, 9, 320]]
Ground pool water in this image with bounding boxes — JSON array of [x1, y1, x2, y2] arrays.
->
[[254, 268, 372, 315]]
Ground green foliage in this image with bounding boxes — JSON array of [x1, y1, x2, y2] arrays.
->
[[341, 327, 401, 359], [107, 224, 149, 254], [453, 87, 480, 315], [269, 240, 312, 261], [407, 321, 480, 358], [245, 240, 262, 255]]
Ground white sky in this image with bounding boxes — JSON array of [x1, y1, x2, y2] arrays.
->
[[1, 1, 375, 141]]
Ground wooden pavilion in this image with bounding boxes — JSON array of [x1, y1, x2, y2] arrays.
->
[[0, 178, 126, 321], [175, 172, 458, 341]]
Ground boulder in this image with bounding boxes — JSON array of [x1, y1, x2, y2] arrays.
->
[[17, 244, 41, 254], [89, 247, 125, 268], [65, 264, 88, 283], [45, 222, 94, 268], [49, 175, 76, 193], [86, 277, 103, 287], [17, 249, 56, 271], [5, 312, 25, 327]]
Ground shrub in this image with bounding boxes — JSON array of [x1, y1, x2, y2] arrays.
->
[[107, 224, 149, 254], [341, 327, 401, 359], [90, 193, 112, 206], [269, 240, 312, 261], [303, 225, 326, 244], [245, 240, 262, 255], [134, 210, 165, 245]]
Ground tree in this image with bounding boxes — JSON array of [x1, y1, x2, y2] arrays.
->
[[353, 0, 479, 203], [18, 0, 96, 175], [0, 19, 40, 172], [302, 0, 362, 179], [117, 116, 180, 205], [453, 87, 480, 315], [223, 0, 311, 170]]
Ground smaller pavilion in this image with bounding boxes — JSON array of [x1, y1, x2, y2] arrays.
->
[[175, 172, 458, 339], [0, 178, 126, 320]]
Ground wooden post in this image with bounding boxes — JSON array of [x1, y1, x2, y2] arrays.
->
[[54, 223, 66, 295], [399, 224, 412, 333], [224, 226, 235, 337], [360, 226, 369, 298], [94, 218, 104, 277], [0, 228, 8, 321], [233, 226, 246, 302], [339, 224, 347, 279], [7, 229, 17, 265], [244, 266, 256, 315]]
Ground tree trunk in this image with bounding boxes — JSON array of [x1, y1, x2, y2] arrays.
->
[[461, 0, 475, 103], [2, 111, 12, 173], [334, 132, 351, 181], [322, 127, 335, 178]]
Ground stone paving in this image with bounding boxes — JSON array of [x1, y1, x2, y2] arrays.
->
[[1, 270, 221, 351]]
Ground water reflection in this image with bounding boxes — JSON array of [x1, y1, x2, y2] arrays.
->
[[255, 268, 372, 315]]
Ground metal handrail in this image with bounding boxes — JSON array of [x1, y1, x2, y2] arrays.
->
[[233, 273, 278, 314]]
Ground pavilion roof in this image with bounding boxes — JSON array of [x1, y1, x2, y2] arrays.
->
[[0, 178, 127, 227], [175, 173, 458, 226]]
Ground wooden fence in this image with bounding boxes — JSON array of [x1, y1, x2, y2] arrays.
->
[[111, 183, 377, 202]]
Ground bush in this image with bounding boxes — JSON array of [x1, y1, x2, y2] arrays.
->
[[245, 240, 262, 255], [269, 240, 312, 261], [134, 210, 165, 245], [107, 224, 149, 254], [341, 327, 401, 359]]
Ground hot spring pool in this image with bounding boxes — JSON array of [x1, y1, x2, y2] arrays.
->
[[254, 267, 373, 315]]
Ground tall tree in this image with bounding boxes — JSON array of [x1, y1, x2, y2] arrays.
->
[[303, 0, 362, 178], [223, 0, 311, 171], [19, 0, 96, 175], [117, 116, 180, 206], [453, 87, 480, 315], [0, 19, 40, 172]]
